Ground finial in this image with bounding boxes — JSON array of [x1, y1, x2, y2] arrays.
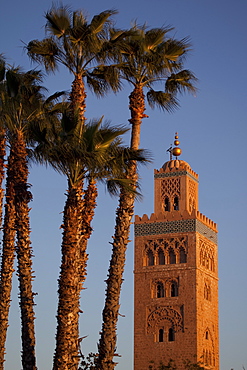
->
[[172, 132, 182, 158]]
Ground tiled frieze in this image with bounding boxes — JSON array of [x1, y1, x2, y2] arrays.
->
[[134, 219, 217, 244], [154, 170, 198, 183]]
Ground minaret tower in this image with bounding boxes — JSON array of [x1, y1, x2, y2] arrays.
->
[[134, 134, 219, 369]]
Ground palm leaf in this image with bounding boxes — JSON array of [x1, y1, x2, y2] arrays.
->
[[26, 39, 60, 72], [88, 64, 121, 95], [165, 70, 197, 94], [90, 10, 117, 35], [6, 70, 20, 97], [147, 89, 179, 112], [143, 27, 172, 52], [45, 5, 71, 38], [0, 55, 6, 82]]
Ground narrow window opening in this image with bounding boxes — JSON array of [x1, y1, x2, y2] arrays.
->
[[157, 282, 164, 298], [174, 196, 179, 210], [171, 282, 178, 297], [147, 250, 154, 266], [205, 331, 209, 340], [158, 329, 164, 342], [168, 328, 175, 342], [208, 286, 211, 301], [169, 248, 176, 264], [179, 247, 187, 263], [164, 197, 170, 212], [158, 250, 165, 265]]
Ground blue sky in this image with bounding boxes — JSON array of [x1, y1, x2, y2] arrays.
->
[[1, 0, 247, 369]]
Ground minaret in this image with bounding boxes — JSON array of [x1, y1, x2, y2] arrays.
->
[[134, 134, 219, 369]]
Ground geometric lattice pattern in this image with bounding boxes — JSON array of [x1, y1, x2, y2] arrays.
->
[[188, 179, 196, 213], [134, 219, 217, 244], [189, 179, 196, 198], [161, 178, 180, 198]]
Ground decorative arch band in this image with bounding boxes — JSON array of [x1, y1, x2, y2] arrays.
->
[[147, 306, 183, 334]]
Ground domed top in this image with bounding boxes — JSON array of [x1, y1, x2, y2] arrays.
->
[[162, 159, 191, 172]]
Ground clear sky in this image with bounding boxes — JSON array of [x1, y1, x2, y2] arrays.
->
[[1, 0, 247, 369]]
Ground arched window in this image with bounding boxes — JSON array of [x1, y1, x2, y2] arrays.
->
[[211, 257, 215, 272], [158, 328, 164, 342], [169, 248, 176, 264], [204, 284, 207, 300], [164, 196, 170, 212], [171, 282, 178, 297], [147, 250, 154, 266], [208, 286, 211, 301], [168, 327, 175, 342], [164, 197, 170, 212], [179, 247, 187, 263], [173, 196, 179, 210], [158, 249, 165, 265], [204, 285, 211, 301], [157, 282, 164, 298]]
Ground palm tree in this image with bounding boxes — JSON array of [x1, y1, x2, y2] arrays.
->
[[96, 25, 197, 370], [32, 111, 146, 369], [0, 67, 62, 370], [26, 4, 121, 126]]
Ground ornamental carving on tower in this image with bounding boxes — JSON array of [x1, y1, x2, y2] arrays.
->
[[146, 305, 184, 334], [199, 238, 216, 272]]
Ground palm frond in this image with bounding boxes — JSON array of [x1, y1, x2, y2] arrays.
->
[[165, 70, 197, 95], [26, 38, 60, 72], [106, 178, 140, 197], [87, 65, 122, 95], [45, 5, 71, 38], [147, 89, 179, 112], [0, 55, 6, 82], [45, 91, 68, 104], [90, 9, 117, 35], [5, 70, 20, 97], [72, 10, 87, 28], [143, 27, 173, 52]]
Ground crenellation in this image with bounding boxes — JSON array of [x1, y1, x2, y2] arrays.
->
[[196, 211, 218, 232]]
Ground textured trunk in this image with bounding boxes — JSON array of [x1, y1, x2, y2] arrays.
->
[[14, 132, 37, 370], [69, 73, 87, 125], [79, 179, 98, 284], [96, 85, 145, 370], [0, 128, 6, 228], [0, 146, 17, 370], [53, 182, 84, 370]]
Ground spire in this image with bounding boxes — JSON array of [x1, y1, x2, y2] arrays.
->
[[166, 132, 182, 160], [172, 132, 182, 159]]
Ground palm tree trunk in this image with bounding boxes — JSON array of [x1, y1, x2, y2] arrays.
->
[[14, 132, 37, 370], [79, 179, 98, 284], [0, 146, 17, 370], [53, 181, 85, 370], [96, 85, 145, 370], [0, 128, 6, 228], [69, 74, 87, 125], [96, 188, 135, 370]]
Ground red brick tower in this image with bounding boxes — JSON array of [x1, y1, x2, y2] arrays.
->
[[134, 134, 219, 369]]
